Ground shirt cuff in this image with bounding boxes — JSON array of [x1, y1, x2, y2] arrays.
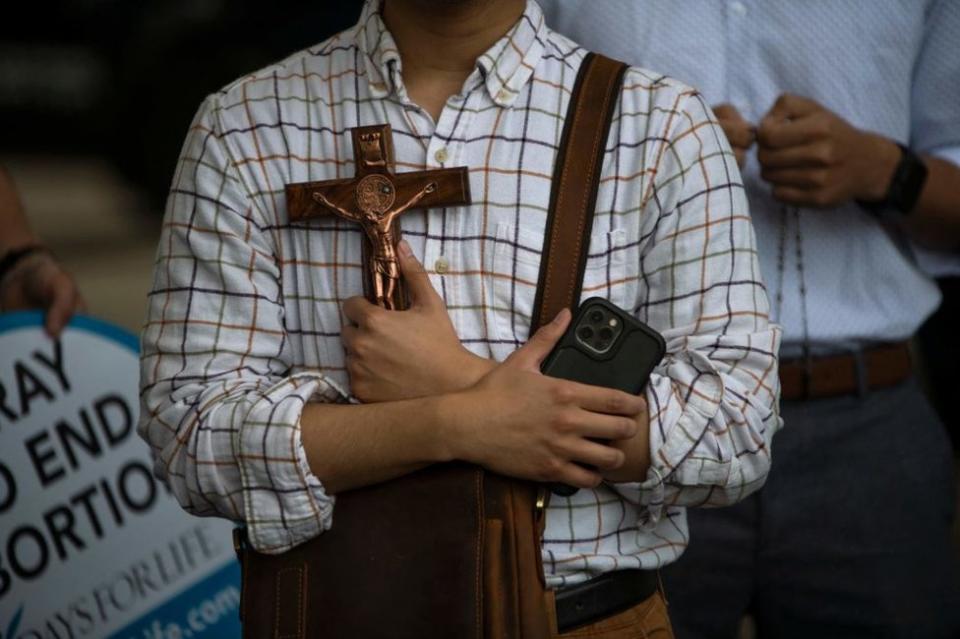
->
[[607, 351, 727, 529], [927, 145, 960, 168], [238, 372, 350, 554], [606, 466, 666, 532], [912, 245, 960, 278], [646, 351, 728, 475]]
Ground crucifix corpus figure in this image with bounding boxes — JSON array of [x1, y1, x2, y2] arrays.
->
[[285, 124, 472, 309]]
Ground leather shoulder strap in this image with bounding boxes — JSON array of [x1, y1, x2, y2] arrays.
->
[[529, 52, 629, 333]]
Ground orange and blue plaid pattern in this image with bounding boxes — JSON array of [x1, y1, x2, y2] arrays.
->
[[138, 0, 781, 587]]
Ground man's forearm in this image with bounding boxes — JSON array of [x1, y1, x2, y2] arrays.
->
[[300, 394, 455, 494], [907, 155, 960, 249], [860, 137, 960, 249]]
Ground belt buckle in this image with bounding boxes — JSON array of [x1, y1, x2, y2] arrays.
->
[[555, 569, 658, 633]]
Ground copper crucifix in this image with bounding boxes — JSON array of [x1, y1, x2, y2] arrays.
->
[[286, 125, 472, 310]]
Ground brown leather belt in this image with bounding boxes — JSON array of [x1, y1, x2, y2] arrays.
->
[[554, 569, 658, 632], [779, 341, 912, 401]]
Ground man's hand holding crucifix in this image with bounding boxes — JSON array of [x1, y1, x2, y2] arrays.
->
[[289, 126, 649, 492], [338, 241, 653, 485]]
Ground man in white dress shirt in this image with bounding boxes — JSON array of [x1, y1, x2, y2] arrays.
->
[[542, 1, 960, 637]]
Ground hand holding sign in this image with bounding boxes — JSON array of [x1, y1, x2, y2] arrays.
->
[[0, 313, 239, 639]]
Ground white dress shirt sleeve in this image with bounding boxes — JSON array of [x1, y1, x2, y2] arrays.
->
[[906, 0, 960, 276], [138, 95, 349, 554], [608, 87, 782, 525]]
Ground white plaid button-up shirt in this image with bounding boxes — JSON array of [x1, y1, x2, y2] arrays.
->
[[139, 0, 781, 587]]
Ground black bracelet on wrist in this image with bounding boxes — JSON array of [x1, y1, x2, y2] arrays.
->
[[0, 244, 49, 283], [856, 143, 928, 217]]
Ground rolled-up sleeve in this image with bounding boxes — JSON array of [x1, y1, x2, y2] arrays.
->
[[910, 0, 960, 160], [138, 95, 348, 554], [612, 90, 782, 524], [908, 0, 960, 276]]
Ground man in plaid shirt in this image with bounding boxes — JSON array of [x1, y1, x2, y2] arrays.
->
[[138, 0, 780, 634]]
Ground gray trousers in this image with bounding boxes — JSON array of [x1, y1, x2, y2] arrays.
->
[[662, 377, 960, 639]]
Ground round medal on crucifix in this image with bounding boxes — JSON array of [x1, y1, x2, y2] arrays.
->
[[356, 174, 396, 214]]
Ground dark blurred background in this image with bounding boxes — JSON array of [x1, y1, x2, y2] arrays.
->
[[0, 0, 362, 331], [1, 0, 364, 204], [0, 0, 955, 447], [1, 6, 956, 639]]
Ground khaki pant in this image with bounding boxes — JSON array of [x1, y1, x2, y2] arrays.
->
[[552, 591, 674, 639]]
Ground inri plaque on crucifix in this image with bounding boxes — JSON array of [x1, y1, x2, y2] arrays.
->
[[286, 124, 472, 310]]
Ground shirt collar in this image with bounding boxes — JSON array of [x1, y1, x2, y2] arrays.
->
[[356, 0, 547, 108]]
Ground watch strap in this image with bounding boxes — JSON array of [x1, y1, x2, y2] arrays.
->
[[858, 143, 928, 216]]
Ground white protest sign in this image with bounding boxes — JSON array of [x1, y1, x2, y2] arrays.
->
[[0, 312, 240, 639]]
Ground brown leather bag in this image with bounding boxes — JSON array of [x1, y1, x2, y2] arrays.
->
[[237, 52, 628, 639]]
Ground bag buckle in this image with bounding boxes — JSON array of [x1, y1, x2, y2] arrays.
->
[[233, 526, 246, 560]]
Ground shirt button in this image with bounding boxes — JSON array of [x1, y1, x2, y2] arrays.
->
[[434, 256, 449, 274], [730, 1, 747, 16], [434, 147, 449, 164], [496, 88, 510, 102]]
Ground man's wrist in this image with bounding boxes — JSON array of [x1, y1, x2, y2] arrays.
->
[[0, 235, 42, 256], [0, 244, 49, 285], [602, 412, 652, 483], [452, 352, 496, 390], [431, 357, 500, 463], [431, 390, 476, 464], [856, 133, 902, 203]]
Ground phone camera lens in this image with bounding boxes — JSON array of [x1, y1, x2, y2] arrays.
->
[[578, 326, 594, 341], [599, 327, 614, 341], [589, 310, 604, 323]]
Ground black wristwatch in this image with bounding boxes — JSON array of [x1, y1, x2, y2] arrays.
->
[[858, 143, 928, 216]]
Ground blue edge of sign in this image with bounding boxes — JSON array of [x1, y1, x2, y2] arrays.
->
[[109, 562, 242, 639], [0, 311, 139, 353], [0, 311, 243, 638]]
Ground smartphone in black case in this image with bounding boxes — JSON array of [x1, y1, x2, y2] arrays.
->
[[540, 297, 666, 496]]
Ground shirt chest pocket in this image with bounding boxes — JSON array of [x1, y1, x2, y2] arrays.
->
[[485, 222, 631, 359]]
